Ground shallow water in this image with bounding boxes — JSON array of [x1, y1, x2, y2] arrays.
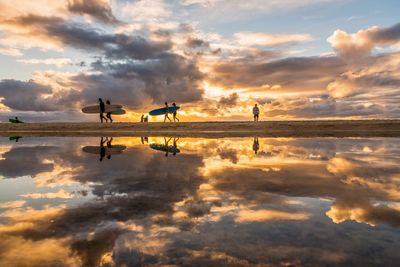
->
[[0, 136, 399, 266]]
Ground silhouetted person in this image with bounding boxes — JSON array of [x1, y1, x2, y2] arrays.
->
[[106, 100, 113, 123], [144, 116, 148, 122], [99, 137, 107, 161], [253, 104, 259, 122], [99, 98, 107, 123], [140, 114, 144, 122], [172, 102, 179, 122], [164, 102, 172, 122], [253, 137, 259, 155]]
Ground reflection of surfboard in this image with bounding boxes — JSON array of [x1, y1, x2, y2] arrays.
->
[[150, 144, 180, 154], [82, 145, 127, 155], [9, 136, 22, 142], [149, 106, 180, 116], [82, 105, 123, 114], [9, 119, 23, 123]]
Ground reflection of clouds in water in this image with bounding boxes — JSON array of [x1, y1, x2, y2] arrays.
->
[[0, 137, 400, 266]]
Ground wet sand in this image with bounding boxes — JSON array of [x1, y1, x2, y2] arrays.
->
[[1, 120, 400, 137]]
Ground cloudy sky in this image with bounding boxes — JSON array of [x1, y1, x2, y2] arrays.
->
[[0, 0, 399, 121]]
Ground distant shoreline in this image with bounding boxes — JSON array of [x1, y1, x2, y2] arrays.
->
[[1, 120, 400, 137]]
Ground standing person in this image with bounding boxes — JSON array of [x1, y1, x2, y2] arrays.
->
[[253, 104, 260, 122], [172, 102, 179, 122], [99, 98, 107, 123], [106, 100, 113, 123], [164, 102, 172, 122]]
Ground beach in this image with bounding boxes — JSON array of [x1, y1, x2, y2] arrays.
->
[[1, 120, 400, 137]]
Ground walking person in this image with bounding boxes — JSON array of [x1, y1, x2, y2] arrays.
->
[[253, 104, 260, 122], [106, 100, 113, 123], [164, 102, 172, 122], [172, 102, 179, 122], [99, 98, 107, 123]]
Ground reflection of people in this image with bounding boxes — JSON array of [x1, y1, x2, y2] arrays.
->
[[172, 102, 179, 122], [141, 136, 149, 144], [106, 137, 113, 159], [172, 137, 179, 156], [106, 100, 113, 123], [253, 104, 259, 122], [100, 137, 114, 161], [253, 137, 259, 155], [164, 137, 171, 157], [99, 137, 107, 161], [164, 102, 172, 122], [99, 98, 107, 123]]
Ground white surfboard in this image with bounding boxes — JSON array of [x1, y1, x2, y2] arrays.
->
[[82, 145, 127, 155], [82, 104, 123, 114]]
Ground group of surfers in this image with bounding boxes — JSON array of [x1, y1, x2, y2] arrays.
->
[[98, 98, 260, 123], [98, 99, 180, 123], [140, 102, 180, 123], [98, 98, 113, 123]]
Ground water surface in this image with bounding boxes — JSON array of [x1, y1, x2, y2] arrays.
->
[[0, 137, 399, 266]]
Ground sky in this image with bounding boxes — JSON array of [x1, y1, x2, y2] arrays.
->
[[0, 0, 399, 122]]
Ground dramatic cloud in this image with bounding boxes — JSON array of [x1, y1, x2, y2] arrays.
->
[[67, 0, 118, 24], [210, 55, 346, 92], [328, 23, 400, 59], [0, 79, 58, 111]]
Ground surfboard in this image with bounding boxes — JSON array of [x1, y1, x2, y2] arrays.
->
[[150, 144, 180, 154], [82, 104, 123, 114], [9, 119, 23, 123], [82, 145, 127, 155], [149, 106, 180, 116], [109, 109, 126, 115]]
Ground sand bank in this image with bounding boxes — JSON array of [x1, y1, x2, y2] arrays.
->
[[1, 120, 400, 137]]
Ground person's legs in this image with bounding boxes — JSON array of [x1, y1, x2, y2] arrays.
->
[[107, 113, 113, 123]]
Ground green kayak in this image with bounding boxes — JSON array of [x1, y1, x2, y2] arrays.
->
[[9, 119, 23, 123]]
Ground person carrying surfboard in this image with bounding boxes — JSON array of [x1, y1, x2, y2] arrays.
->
[[164, 102, 172, 122], [106, 100, 113, 123], [253, 104, 260, 122], [99, 98, 107, 123], [172, 103, 179, 122]]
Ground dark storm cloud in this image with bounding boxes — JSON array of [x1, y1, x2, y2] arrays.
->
[[0, 79, 58, 111], [3, 14, 172, 60], [64, 54, 204, 106], [0, 14, 204, 110], [67, 0, 119, 24]]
